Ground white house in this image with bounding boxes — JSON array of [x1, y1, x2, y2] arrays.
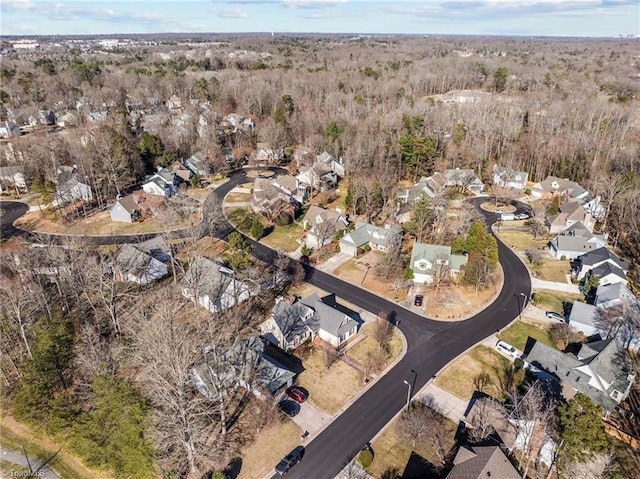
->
[[492, 165, 528, 192], [142, 168, 176, 197], [339, 221, 403, 257], [444, 168, 484, 193], [110, 195, 141, 223], [548, 222, 607, 260], [0, 166, 27, 194], [302, 205, 349, 249], [181, 256, 250, 313], [114, 238, 170, 285], [575, 247, 628, 281], [56, 166, 93, 204], [410, 242, 467, 284]]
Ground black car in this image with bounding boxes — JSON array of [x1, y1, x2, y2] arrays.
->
[[414, 295, 424, 307], [278, 399, 300, 417], [275, 445, 305, 475]]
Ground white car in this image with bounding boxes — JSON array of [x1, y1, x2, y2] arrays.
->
[[496, 340, 518, 359]]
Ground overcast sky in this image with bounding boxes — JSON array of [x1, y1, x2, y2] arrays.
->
[[1, 0, 639, 37]]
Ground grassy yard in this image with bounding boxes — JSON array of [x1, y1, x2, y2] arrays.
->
[[347, 323, 404, 367], [496, 229, 548, 252], [225, 207, 253, 233], [368, 407, 457, 478], [333, 259, 363, 277], [295, 345, 363, 415], [498, 321, 556, 351], [533, 289, 584, 315], [0, 419, 109, 479], [237, 419, 301, 479], [261, 222, 302, 252], [224, 191, 252, 203], [435, 345, 509, 401], [531, 258, 572, 282]]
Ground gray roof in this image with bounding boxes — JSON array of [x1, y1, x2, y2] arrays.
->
[[136, 237, 171, 260], [444, 168, 483, 187], [568, 301, 599, 329], [272, 299, 318, 345], [340, 221, 403, 249], [590, 262, 627, 282], [115, 195, 140, 215], [295, 293, 359, 339], [550, 221, 606, 254], [115, 240, 168, 279], [579, 247, 628, 270], [447, 445, 521, 479], [493, 165, 528, 186], [181, 255, 240, 300], [595, 283, 635, 307], [525, 338, 633, 413]]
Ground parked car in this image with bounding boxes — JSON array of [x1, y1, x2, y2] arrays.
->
[[414, 294, 424, 307], [278, 399, 300, 417], [275, 445, 305, 475], [514, 213, 530, 220], [545, 311, 565, 321], [496, 340, 518, 359], [285, 386, 308, 403]]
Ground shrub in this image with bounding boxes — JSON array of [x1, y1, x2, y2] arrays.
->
[[275, 212, 292, 226], [250, 219, 265, 239], [560, 255, 567, 261], [363, 244, 371, 252], [358, 449, 373, 468]]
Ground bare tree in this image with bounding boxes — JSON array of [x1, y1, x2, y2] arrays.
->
[[473, 372, 492, 393], [397, 403, 432, 448], [374, 240, 403, 280], [323, 347, 341, 370], [563, 452, 615, 479], [467, 397, 505, 443], [550, 323, 582, 350], [373, 312, 395, 351]]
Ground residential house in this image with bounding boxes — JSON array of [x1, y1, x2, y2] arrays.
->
[[142, 167, 176, 197], [261, 293, 360, 350], [0, 121, 22, 139], [530, 176, 603, 217], [594, 283, 636, 309], [252, 177, 302, 219], [184, 151, 210, 177], [38, 110, 56, 126], [339, 221, 403, 257], [302, 205, 349, 249], [272, 175, 311, 204], [166, 95, 182, 110], [56, 166, 93, 204], [57, 111, 78, 128], [191, 336, 295, 402], [296, 162, 339, 193], [575, 247, 628, 282], [255, 143, 285, 164], [546, 201, 595, 234], [170, 162, 193, 183], [140, 113, 169, 134], [567, 301, 601, 337], [410, 242, 467, 284], [0, 166, 27, 194], [110, 195, 141, 223], [548, 222, 607, 260], [588, 262, 629, 287], [492, 165, 529, 192], [395, 174, 446, 224], [181, 255, 250, 313], [444, 168, 484, 193], [446, 445, 521, 479], [525, 338, 635, 417], [114, 237, 170, 285], [316, 151, 345, 178]]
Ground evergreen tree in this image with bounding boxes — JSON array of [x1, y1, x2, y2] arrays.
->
[[559, 393, 608, 463]]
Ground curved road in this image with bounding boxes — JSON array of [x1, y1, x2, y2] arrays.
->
[[0, 200, 28, 240], [2, 173, 532, 479], [213, 175, 532, 479]]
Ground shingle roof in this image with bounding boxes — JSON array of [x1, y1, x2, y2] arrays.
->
[[568, 301, 599, 329], [550, 221, 606, 253], [340, 221, 402, 249], [299, 293, 359, 340], [181, 255, 240, 300], [579, 247, 627, 270], [446, 445, 521, 479], [115, 195, 140, 215], [595, 283, 635, 306], [590, 262, 627, 282], [272, 299, 317, 345], [410, 242, 467, 274]]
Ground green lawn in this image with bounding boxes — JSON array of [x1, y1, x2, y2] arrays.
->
[[498, 321, 556, 351], [435, 345, 509, 400], [496, 229, 548, 252], [533, 289, 584, 314], [225, 207, 253, 233], [532, 258, 572, 282], [261, 222, 302, 252]]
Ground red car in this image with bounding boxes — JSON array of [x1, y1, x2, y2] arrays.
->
[[285, 386, 308, 403]]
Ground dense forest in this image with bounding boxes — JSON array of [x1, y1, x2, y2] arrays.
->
[[1, 34, 639, 478]]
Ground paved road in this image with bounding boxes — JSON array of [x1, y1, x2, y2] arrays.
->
[[1, 447, 59, 479], [0, 200, 28, 240], [207, 179, 532, 479]]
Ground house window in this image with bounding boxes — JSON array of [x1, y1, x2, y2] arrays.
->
[[611, 390, 622, 401], [436, 259, 449, 265]]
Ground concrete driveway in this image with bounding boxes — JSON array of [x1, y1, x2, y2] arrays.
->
[[291, 402, 333, 439]]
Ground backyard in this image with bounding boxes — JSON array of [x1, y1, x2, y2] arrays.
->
[[530, 257, 573, 282]]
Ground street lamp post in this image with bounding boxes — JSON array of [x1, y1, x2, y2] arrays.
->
[[403, 380, 412, 411], [514, 292, 526, 320]]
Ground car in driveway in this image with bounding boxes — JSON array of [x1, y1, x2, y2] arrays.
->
[[496, 340, 518, 359], [414, 294, 424, 307], [514, 213, 530, 220], [278, 399, 300, 417], [285, 386, 308, 403], [545, 311, 565, 321], [275, 445, 305, 475]]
